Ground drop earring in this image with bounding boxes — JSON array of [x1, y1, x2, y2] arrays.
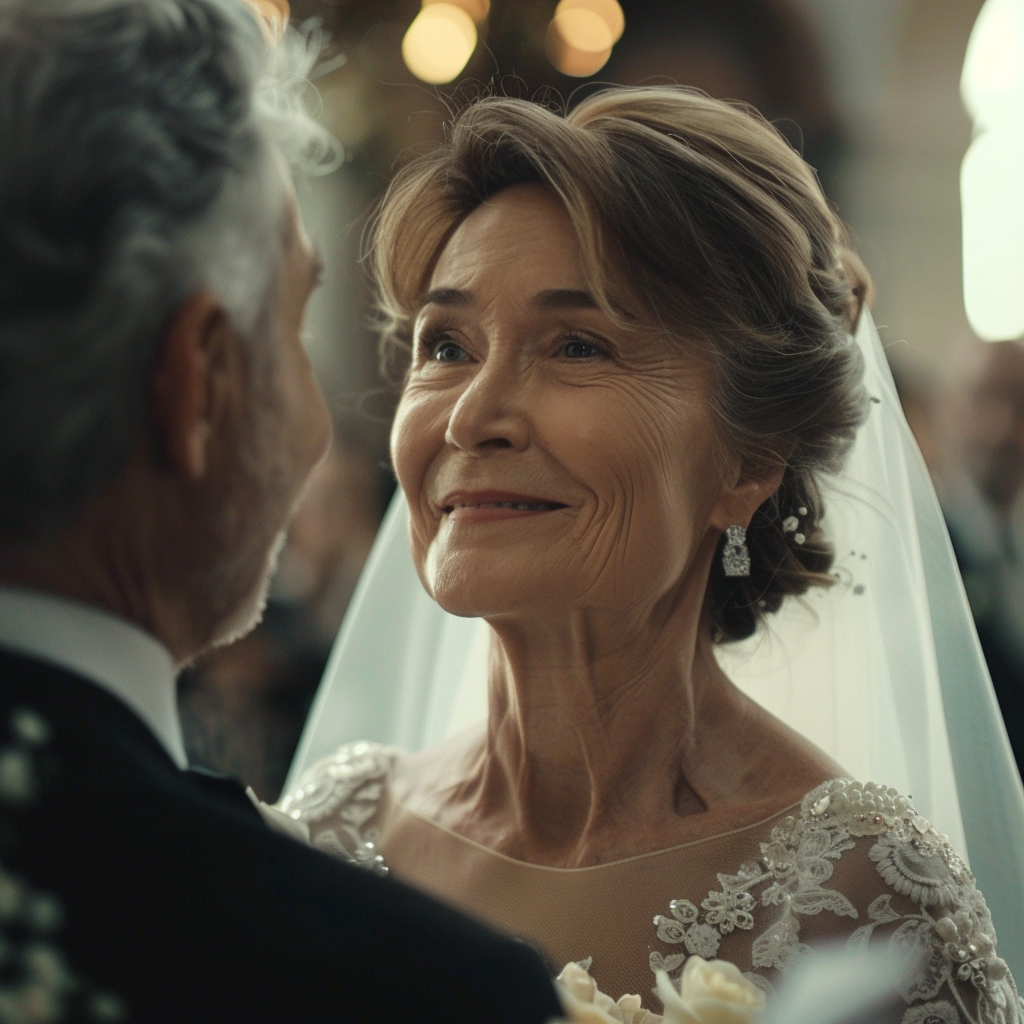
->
[[723, 525, 751, 577]]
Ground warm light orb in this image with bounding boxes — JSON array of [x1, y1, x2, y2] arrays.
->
[[546, 0, 624, 78], [546, 11, 612, 77], [555, 0, 624, 44], [552, 8, 614, 53], [402, 3, 478, 85], [423, 0, 490, 24]]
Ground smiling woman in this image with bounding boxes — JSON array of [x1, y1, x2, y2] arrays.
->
[[396, 184, 741, 630], [280, 90, 1022, 1022], [373, 90, 870, 643]]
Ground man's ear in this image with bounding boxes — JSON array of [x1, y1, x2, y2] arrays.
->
[[151, 291, 239, 481]]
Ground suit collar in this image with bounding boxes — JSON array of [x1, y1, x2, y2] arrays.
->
[[0, 650, 264, 825], [0, 587, 186, 768]]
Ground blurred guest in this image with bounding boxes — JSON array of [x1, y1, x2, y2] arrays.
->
[[891, 360, 940, 474], [937, 340, 1024, 770]]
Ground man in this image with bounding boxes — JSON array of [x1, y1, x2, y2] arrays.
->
[[938, 340, 1024, 774], [0, 1, 563, 1020]]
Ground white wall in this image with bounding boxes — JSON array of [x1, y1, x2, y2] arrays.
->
[[798, 0, 984, 370]]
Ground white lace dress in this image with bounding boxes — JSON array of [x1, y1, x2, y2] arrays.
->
[[280, 743, 1022, 1024]]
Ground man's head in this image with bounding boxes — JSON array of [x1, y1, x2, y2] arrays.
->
[[0, 0, 332, 660]]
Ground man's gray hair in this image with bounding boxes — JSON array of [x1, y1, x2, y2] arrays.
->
[[0, 0, 333, 535]]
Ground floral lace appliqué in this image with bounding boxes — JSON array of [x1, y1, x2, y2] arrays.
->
[[650, 779, 1023, 1024], [278, 742, 395, 876]]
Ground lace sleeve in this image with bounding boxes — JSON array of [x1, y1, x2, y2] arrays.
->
[[649, 780, 1023, 1024], [277, 741, 397, 876], [809, 782, 1023, 1024]]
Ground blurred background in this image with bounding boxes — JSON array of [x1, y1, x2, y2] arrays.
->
[[180, 0, 1024, 800]]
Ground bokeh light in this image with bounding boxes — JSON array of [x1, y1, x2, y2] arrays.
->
[[546, 0, 625, 78], [423, 0, 490, 25], [402, 3, 478, 84], [556, 0, 624, 44], [553, 8, 613, 52]]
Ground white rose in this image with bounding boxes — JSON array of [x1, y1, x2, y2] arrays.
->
[[556, 961, 662, 1024], [655, 957, 766, 1024]]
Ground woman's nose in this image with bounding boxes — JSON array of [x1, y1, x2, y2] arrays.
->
[[445, 358, 530, 455]]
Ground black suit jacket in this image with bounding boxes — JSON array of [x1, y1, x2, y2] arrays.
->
[[0, 648, 562, 1023]]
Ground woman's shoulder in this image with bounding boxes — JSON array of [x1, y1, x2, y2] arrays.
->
[[280, 740, 401, 823], [278, 741, 402, 874], [786, 778, 977, 920], [795, 779, 1020, 1022], [653, 777, 1021, 1023]]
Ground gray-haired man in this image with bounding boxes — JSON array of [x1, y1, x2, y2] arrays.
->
[[0, 1, 562, 1020]]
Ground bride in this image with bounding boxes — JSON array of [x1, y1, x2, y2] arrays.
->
[[281, 88, 1023, 1020]]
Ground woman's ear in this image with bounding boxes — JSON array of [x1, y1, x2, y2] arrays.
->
[[151, 291, 241, 481], [709, 459, 785, 532]]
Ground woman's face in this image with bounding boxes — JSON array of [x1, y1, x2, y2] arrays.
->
[[392, 184, 757, 622]]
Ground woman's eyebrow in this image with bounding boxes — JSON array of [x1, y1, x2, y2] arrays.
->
[[418, 287, 599, 311], [532, 289, 597, 309], [420, 287, 472, 308]]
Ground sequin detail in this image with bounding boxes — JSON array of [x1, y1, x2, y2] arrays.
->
[[650, 779, 1023, 1024], [279, 742, 395, 876]]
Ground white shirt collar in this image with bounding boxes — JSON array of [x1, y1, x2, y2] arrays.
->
[[0, 586, 187, 768]]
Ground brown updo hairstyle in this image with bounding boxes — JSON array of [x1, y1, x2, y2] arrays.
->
[[369, 87, 872, 643]]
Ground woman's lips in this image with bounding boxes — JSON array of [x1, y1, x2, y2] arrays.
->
[[440, 492, 567, 521]]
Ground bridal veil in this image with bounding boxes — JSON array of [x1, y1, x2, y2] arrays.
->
[[286, 311, 1024, 976]]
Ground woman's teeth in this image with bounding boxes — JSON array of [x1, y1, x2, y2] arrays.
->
[[452, 502, 556, 511]]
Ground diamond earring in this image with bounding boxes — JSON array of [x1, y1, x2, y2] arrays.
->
[[723, 525, 751, 578]]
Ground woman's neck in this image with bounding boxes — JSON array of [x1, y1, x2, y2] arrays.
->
[[446, 595, 762, 865], [397, 573, 843, 868]]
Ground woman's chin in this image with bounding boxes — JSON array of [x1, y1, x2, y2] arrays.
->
[[430, 589, 536, 620], [428, 576, 565, 621], [421, 548, 566, 618]]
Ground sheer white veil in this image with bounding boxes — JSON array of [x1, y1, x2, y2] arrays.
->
[[286, 310, 1024, 976]]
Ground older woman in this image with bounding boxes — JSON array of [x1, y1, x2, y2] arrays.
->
[[283, 89, 1020, 1021]]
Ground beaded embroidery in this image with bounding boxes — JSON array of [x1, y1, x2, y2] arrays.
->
[[278, 742, 395, 876], [650, 779, 1023, 1024]]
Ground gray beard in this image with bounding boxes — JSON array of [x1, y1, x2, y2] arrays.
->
[[209, 527, 289, 652]]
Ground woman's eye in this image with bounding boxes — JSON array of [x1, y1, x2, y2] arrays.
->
[[561, 338, 603, 359], [431, 339, 468, 363]]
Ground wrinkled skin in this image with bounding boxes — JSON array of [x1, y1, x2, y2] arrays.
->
[[391, 185, 840, 868], [399, 197, 726, 624]]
